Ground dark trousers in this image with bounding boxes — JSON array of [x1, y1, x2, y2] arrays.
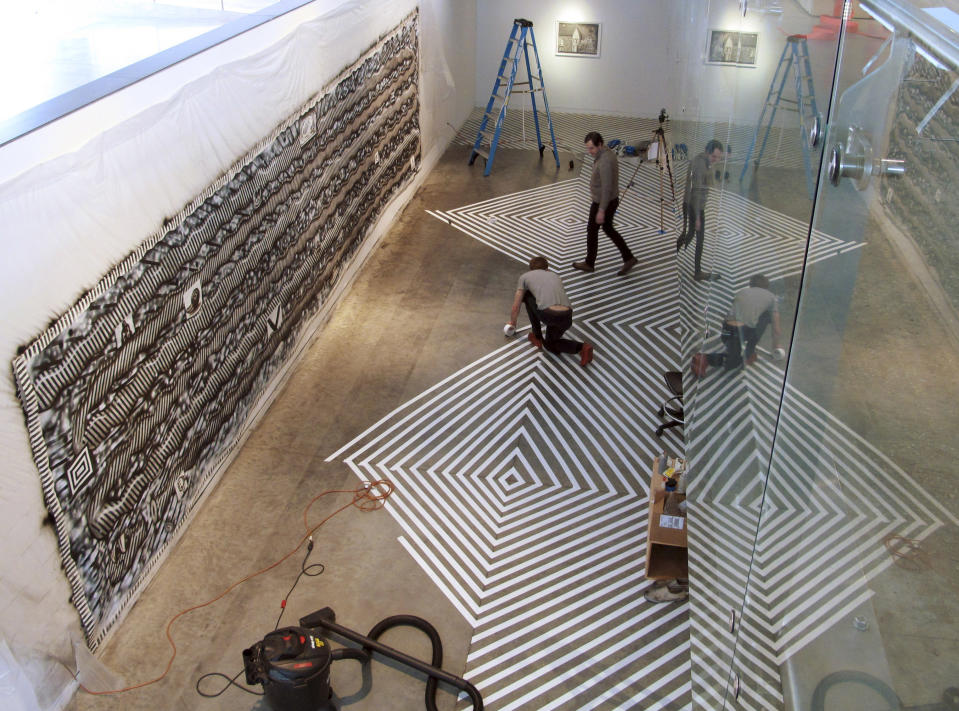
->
[[706, 311, 772, 370], [681, 202, 706, 274], [586, 197, 633, 266], [523, 293, 582, 355]]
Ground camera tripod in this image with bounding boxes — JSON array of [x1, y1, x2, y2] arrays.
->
[[621, 119, 676, 234]]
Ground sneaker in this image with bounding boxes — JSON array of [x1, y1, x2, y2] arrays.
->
[[644, 581, 689, 604], [528, 332, 543, 350], [572, 261, 595, 273], [617, 256, 638, 276], [745, 353, 758, 366], [579, 342, 594, 367]]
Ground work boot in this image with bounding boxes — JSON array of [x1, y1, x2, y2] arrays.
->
[[617, 257, 638, 276], [579, 342, 594, 367]]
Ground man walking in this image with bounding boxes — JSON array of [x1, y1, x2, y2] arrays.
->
[[509, 256, 594, 367], [572, 132, 638, 277], [678, 139, 724, 281]]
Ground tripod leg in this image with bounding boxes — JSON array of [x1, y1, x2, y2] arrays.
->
[[664, 146, 676, 202], [658, 150, 665, 233], [619, 158, 643, 201], [660, 134, 676, 202]]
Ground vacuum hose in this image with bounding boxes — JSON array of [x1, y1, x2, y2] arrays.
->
[[810, 670, 902, 710], [299, 607, 483, 711], [367, 615, 447, 711]]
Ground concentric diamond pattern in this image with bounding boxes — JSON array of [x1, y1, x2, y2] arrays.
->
[[329, 156, 955, 710]]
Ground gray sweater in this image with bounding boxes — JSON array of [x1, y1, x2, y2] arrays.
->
[[590, 146, 619, 211], [683, 152, 711, 212]]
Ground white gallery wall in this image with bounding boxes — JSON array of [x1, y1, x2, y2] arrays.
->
[[0, 0, 475, 706], [473, 0, 846, 128], [474, 0, 676, 117]]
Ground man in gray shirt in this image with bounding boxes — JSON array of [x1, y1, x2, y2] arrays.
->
[[572, 132, 638, 277], [703, 274, 783, 371], [508, 256, 594, 367], [678, 140, 724, 280]]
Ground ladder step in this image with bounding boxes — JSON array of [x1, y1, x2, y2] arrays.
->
[[473, 148, 489, 160]]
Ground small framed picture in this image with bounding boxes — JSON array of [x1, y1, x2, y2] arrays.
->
[[556, 22, 601, 58], [705, 29, 759, 67]]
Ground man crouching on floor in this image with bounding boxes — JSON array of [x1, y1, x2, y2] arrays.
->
[[507, 255, 594, 367]]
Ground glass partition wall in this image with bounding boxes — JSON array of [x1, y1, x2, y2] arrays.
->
[[669, 0, 957, 708], [763, 2, 959, 710]]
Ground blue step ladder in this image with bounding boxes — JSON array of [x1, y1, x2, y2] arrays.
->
[[469, 18, 559, 176], [739, 35, 820, 198]]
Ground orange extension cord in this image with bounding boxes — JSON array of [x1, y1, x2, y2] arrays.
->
[[75, 479, 394, 696]]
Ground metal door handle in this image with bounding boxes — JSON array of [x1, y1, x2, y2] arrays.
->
[[828, 126, 905, 189]]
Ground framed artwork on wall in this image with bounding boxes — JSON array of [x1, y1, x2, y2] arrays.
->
[[556, 21, 601, 58], [705, 29, 759, 67]]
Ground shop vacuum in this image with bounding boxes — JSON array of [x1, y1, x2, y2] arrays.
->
[[242, 607, 483, 711]]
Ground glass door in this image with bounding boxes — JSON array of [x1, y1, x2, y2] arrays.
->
[[729, 1, 959, 709]]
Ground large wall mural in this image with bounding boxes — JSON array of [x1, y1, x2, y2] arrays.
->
[[12, 12, 420, 649]]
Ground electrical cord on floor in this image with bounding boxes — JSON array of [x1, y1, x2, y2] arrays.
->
[[274, 538, 325, 630], [192, 537, 326, 698], [69, 479, 394, 697], [194, 668, 264, 698], [883, 534, 931, 571], [883, 532, 959, 596]]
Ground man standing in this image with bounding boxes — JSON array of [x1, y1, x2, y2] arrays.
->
[[701, 274, 783, 372], [509, 256, 594, 367], [572, 132, 638, 277], [678, 139, 724, 281]]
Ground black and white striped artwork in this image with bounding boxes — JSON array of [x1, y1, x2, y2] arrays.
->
[[12, 12, 420, 649]]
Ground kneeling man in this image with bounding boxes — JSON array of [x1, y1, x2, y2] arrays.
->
[[508, 256, 594, 367]]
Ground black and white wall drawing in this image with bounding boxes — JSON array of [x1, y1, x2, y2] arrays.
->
[[12, 12, 420, 649]]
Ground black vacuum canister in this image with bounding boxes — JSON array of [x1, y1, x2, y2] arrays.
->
[[243, 626, 334, 711]]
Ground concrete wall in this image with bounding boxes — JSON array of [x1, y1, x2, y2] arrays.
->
[[0, 1, 475, 707]]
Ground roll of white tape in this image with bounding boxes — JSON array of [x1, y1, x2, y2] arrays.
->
[[503, 324, 515, 337]]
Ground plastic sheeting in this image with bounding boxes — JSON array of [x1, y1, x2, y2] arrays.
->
[[0, 0, 472, 702], [9, 7, 421, 649]]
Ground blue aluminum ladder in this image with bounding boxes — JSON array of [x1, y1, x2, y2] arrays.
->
[[739, 35, 820, 198], [469, 18, 559, 176]]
